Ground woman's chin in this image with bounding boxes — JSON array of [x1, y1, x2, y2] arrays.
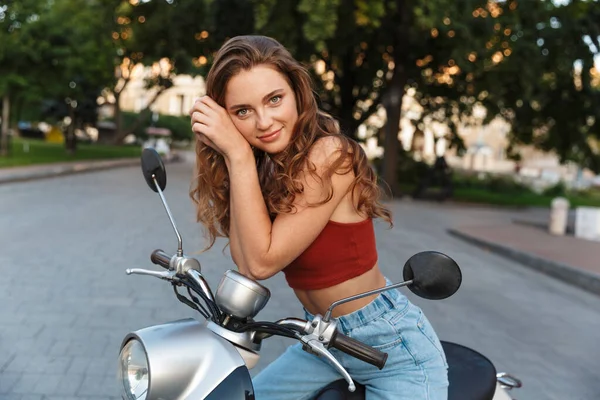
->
[[257, 139, 291, 155]]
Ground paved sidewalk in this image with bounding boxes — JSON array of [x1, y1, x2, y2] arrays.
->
[[447, 207, 600, 296], [2, 158, 598, 296], [0, 158, 140, 185]]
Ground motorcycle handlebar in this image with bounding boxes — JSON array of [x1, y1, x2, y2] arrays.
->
[[150, 249, 171, 269], [329, 331, 388, 370]]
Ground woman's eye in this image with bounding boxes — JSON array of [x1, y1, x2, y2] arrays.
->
[[236, 109, 248, 117], [270, 95, 281, 104]]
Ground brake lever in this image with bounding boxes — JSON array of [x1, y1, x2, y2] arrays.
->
[[298, 334, 356, 392], [126, 268, 176, 281]]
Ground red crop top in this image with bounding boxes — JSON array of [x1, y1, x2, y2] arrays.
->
[[283, 219, 378, 290]]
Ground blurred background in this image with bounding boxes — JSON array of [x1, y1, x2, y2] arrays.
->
[[1, 1, 600, 399], [1, 0, 600, 204]]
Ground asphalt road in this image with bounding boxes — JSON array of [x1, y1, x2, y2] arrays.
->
[[0, 159, 598, 399]]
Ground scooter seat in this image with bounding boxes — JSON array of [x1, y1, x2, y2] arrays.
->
[[314, 341, 497, 400], [441, 341, 497, 400]]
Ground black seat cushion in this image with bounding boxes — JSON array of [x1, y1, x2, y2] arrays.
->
[[442, 341, 497, 400], [314, 341, 497, 400], [314, 379, 366, 400]]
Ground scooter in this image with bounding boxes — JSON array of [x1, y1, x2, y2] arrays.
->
[[117, 148, 522, 400]]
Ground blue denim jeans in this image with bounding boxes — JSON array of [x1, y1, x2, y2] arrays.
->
[[252, 279, 449, 400]]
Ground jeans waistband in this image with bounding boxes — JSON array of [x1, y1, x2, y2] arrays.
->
[[304, 278, 409, 333]]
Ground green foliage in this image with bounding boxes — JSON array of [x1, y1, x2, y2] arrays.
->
[[3, 0, 600, 172], [453, 173, 532, 195], [452, 186, 600, 208], [542, 181, 568, 197], [0, 0, 47, 95], [151, 114, 194, 142], [382, 148, 431, 186], [1, 0, 117, 145], [249, 0, 600, 172], [298, 0, 340, 46]]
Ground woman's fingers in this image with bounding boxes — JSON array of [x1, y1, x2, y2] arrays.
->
[[195, 131, 217, 150], [190, 96, 219, 116], [199, 95, 221, 111], [191, 111, 210, 127], [192, 121, 219, 151], [191, 120, 209, 136]]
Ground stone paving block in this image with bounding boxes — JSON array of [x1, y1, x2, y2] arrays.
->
[[0, 351, 16, 371], [3, 355, 72, 375], [1, 161, 599, 400], [22, 313, 78, 328], [0, 372, 21, 394], [45, 397, 82, 400], [77, 374, 119, 397], [0, 325, 44, 340], [65, 357, 90, 375], [9, 338, 55, 357], [85, 357, 118, 376], [15, 373, 83, 396], [47, 338, 109, 358]]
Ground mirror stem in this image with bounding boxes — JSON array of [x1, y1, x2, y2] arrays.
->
[[153, 175, 183, 257], [323, 279, 413, 322]]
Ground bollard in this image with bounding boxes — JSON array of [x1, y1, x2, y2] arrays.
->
[[549, 197, 570, 236]]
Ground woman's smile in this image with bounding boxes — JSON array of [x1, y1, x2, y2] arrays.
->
[[258, 128, 282, 142]]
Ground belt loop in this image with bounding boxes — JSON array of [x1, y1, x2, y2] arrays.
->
[[381, 290, 397, 309]]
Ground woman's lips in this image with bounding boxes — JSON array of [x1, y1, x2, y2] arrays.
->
[[258, 128, 282, 143]]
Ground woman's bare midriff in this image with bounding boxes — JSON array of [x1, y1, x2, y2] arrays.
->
[[293, 263, 387, 318]]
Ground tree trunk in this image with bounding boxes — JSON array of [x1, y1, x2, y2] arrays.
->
[[1, 94, 10, 156], [113, 93, 122, 143], [379, 0, 410, 197], [338, 117, 360, 141], [337, 47, 359, 140], [382, 72, 406, 197], [65, 106, 77, 155]]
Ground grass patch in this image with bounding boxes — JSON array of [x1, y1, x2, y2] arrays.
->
[[0, 138, 142, 168], [399, 184, 600, 208], [453, 188, 599, 208]]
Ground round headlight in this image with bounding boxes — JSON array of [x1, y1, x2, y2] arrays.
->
[[118, 339, 150, 400]]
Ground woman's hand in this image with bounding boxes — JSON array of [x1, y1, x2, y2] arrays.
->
[[190, 96, 251, 161]]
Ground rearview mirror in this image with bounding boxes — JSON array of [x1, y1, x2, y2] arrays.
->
[[141, 148, 167, 192], [403, 251, 462, 300]]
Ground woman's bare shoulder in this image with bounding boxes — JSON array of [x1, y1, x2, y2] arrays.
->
[[307, 136, 346, 167]]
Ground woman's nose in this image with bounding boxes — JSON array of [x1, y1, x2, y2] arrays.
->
[[255, 111, 274, 131]]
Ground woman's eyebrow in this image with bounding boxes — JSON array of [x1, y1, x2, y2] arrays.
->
[[228, 89, 284, 111]]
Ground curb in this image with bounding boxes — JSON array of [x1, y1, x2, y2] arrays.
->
[[447, 228, 600, 296], [0, 158, 141, 185]]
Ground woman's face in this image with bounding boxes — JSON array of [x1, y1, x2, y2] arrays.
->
[[224, 64, 298, 154]]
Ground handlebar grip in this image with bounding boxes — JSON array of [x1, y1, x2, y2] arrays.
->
[[150, 249, 171, 269], [329, 331, 388, 370]]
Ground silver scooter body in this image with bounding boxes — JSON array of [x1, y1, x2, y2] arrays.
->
[[121, 318, 255, 399]]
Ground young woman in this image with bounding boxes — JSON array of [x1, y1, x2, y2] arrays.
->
[[189, 35, 448, 400]]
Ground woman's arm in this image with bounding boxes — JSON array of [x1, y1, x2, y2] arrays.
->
[[226, 136, 354, 280], [228, 206, 258, 279], [190, 97, 351, 279]]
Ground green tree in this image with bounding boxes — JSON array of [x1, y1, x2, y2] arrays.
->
[[0, 0, 48, 155], [251, 0, 600, 194], [36, 0, 116, 152], [106, 0, 223, 144], [475, 0, 600, 172], [1, 0, 117, 154]]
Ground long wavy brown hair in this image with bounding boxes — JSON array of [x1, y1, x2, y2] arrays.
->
[[190, 35, 392, 250]]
